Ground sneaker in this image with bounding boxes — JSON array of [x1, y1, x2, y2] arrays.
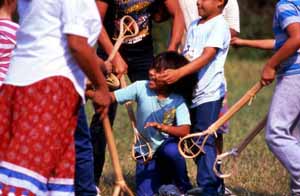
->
[[96, 186, 101, 196], [224, 187, 236, 196]]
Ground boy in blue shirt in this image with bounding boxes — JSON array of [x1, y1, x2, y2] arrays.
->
[[158, 0, 230, 195], [110, 52, 197, 195], [231, 1, 300, 195]]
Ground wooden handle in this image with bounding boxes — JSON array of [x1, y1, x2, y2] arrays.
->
[[209, 82, 263, 133], [102, 117, 125, 182]]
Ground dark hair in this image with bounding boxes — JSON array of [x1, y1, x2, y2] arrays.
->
[[150, 51, 198, 106], [224, 0, 228, 8], [0, 0, 5, 8]]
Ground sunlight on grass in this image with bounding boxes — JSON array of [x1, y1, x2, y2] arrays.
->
[[86, 57, 289, 196]]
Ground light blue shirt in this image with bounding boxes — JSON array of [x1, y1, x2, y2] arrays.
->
[[273, 0, 300, 76], [183, 15, 230, 108], [114, 81, 191, 154]]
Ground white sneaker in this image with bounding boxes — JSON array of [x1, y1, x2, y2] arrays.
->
[[224, 187, 236, 196], [96, 186, 101, 196]]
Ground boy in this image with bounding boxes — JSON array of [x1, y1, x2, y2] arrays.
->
[[158, 0, 230, 195], [231, 1, 300, 195]]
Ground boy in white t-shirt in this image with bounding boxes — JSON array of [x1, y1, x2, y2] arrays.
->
[[158, 0, 230, 194]]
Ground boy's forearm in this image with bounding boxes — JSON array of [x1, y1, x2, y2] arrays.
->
[[240, 39, 275, 50], [179, 47, 217, 77], [266, 23, 300, 69], [165, 0, 185, 51], [160, 124, 190, 137], [267, 37, 300, 69]]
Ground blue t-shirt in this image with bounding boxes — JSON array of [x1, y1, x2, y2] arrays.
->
[[273, 0, 300, 76], [114, 80, 191, 154], [183, 15, 230, 108]]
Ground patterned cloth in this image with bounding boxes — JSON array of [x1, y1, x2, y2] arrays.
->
[[0, 76, 79, 196], [0, 19, 18, 87]]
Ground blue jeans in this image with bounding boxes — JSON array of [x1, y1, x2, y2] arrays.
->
[[75, 106, 97, 196], [190, 99, 224, 196], [136, 137, 192, 196]]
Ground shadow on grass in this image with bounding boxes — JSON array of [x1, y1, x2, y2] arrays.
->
[[100, 172, 136, 192], [230, 186, 288, 196]]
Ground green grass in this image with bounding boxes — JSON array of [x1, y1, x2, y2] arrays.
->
[[85, 56, 289, 195]]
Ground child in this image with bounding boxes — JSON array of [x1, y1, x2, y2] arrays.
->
[[158, 0, 230, 195], [231, 1, 300, 195], [111, 51, 197, 196], [0, 0, 18, 87]]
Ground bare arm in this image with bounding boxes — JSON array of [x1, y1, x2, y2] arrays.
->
[[158, 47, 217, 84], [96, 1, 128, 77], [67, 35, 110, 118], [261, 23, 300, 85], [164, 0, 185, 51], [145, 122, 190, 137], [231, 37, 275, 50]]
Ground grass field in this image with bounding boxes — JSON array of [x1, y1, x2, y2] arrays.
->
[[85, 56, 289, 196]]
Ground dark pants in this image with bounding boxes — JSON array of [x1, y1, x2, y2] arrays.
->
[[92, 39, 154, 185], [75, 106, 97, 196], [136, 137, 192, 196], [190, 99, 224, 196]]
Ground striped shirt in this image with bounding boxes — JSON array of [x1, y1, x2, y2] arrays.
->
[[273, 0, 300, 76], [0, 19, 18, 87]]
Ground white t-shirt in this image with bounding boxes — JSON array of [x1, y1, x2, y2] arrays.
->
[[5, 0, 101, 100], [182, 15, 230, 107], [178, 0, 240, 33]]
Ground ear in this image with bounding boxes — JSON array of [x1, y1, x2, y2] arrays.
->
[[217, 0, 225, 8]]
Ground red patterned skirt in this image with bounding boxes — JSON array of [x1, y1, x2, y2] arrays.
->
[[0, 76, 80, 195]]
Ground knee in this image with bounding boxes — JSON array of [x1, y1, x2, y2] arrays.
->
[[162, 143, 182, 160]]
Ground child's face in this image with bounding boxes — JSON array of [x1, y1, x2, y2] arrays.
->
[[148, 69, 167, 91], [197, 0, 224, 18]]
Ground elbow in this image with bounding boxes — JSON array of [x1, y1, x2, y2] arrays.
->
[[67, 35, 86, 56]]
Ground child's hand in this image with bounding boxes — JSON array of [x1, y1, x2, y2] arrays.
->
[[230, 37, 244, 47], [144, 122, 162, 129], [261, 63, 276, 86], [157, 69, 181, 84]]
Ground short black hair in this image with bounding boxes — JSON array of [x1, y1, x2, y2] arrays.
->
[[150, 51, 198, 105], [224, 0, 228, 8], [0, 0, 5, 8]]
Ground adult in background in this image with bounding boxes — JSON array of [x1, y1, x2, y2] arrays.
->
[[0, 0, 110, 195], [91, 0, 185, 186]]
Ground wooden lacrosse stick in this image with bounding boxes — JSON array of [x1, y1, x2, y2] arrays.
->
[[86, 90, 134, 196], [85, 15, 138, 196], [106, 15, 139, 89], [213, 115, 267, 178], [119, 77, 153, 163], [178, 81, 263, 159]]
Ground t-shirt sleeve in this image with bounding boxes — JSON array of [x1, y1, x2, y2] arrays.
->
[[277, 2, 300, 30], [114, 81, 140, 104], [61, 0, 100, 38], [176, 100, 191, 126], [204, 20, 229, 49]]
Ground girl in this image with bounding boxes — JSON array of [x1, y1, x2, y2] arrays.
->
[[111, 51, 197, 195]]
